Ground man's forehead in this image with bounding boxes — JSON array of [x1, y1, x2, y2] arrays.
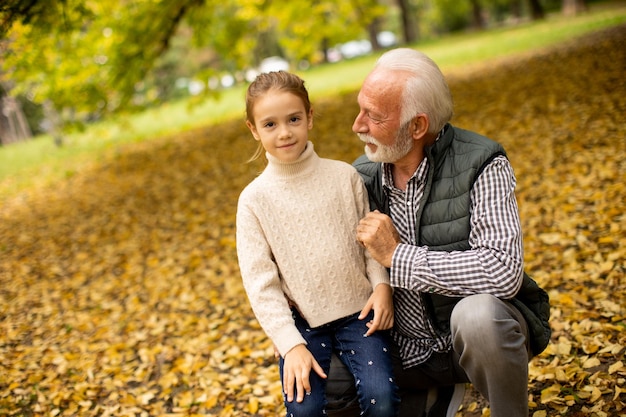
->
[[359, 70, 405, 108], [362, 69, 407, 95]]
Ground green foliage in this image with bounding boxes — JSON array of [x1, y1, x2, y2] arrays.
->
[[1, 0, 623, 137], [1, 0, 211, 127], [427, 0, 472, 33], [185, 1, 250, 68], [266, 0, 384, 64], [1, 0, 383, 131], [426, 0, 552, 34], [1, 1, 107, 125], [1, 4, 625, 201]]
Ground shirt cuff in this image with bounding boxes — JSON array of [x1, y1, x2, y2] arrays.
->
[[390, 243, 428, 291]]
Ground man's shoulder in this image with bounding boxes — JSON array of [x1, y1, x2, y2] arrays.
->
[[449, 125, 505, 154]]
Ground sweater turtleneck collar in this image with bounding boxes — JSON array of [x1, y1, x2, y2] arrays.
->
[[265, 141, 319, 178]]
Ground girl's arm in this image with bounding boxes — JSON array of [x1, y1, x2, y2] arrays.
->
[[236, 194, 306, 355], [353, 170, 394, 335]]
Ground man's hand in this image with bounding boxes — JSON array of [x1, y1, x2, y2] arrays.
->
[[357, 210, 401, 267], [282, 344, 327, 403], [359, 283, 394, 336]]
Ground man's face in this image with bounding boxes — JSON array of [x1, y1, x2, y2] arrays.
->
[[358, 120, 413, 163], [352, 70, 413, 163]]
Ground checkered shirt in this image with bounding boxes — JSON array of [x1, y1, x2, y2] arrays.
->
[[383, 154, 524, 369]]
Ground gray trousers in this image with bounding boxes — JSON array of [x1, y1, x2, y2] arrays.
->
[[326, 294, 532, 417]]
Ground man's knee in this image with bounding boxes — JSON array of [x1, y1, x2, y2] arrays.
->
[[451, 294, 497, 327], [451, 294, 509, 340], [450, 294, 528, 360]]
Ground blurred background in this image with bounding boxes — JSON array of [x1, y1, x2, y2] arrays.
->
[[0, 0, 598, 144]]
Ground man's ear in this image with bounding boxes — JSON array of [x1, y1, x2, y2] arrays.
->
[[411, 114, 430, 139], [246, 120, 260, 141]]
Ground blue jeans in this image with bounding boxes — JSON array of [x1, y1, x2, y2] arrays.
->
[[280, 309, 399, 417]]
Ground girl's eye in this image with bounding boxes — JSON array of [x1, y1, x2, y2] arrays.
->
[[290, 116, 300, 123], [264, 122, 275, 128]]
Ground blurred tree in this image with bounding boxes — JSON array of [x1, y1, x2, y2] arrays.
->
[[265, 0, 384, 64], [469, 0, 486, 28], [562, 0, 587, 16], [0, 0, 383, 132], [396, 0, 419, 43], [353, 0, 387, 51], [0, 88, 32, 145], [428, 0, 471, 33], [510, 0, 524, 19], [0, 0, 206, 131], [528, 0, 546, 19], [429, 0, 520, 33], [1, 0, 571, 134]]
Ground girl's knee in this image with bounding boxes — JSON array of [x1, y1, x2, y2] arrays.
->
[[359, 383, 399, 417], [362, 398, 398, 417], [284, 399, 325, 417], [284, 390, 326, 416]]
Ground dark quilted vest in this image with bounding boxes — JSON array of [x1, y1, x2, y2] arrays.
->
[[353, 124, 551, 356]]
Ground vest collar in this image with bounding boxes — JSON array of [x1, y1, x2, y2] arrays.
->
[[426, 123, 453, 164]]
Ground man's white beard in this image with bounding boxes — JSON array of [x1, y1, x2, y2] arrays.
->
[[358, 121, 413, 163]]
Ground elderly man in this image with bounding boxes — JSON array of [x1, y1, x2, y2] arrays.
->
[[325, 48, 550, 417]]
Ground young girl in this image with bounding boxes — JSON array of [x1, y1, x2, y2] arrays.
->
[[236, 71, 399, 416]]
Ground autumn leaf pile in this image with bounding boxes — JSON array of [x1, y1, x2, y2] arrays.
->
[[1, 25, 625, 417]]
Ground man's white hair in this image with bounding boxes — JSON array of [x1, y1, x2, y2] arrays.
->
[[375, 48, 453, 133]]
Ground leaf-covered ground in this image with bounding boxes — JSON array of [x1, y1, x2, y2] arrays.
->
[[1, 25, 625, 417]]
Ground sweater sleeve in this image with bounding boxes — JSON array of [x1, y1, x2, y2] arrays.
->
[[236, 190, 307, 356], [353, 171, 390, 289]]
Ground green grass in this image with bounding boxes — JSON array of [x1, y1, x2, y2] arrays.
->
[[1, 1, 625, 198]]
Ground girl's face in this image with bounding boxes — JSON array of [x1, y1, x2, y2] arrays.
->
[[246, 89, 313, 163]]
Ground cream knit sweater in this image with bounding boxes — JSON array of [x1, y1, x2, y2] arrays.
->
[[236, 142, 390, 356]]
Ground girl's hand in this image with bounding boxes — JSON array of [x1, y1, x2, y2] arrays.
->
[[282, 344, 327, 403], [359, 283, 394, 336]]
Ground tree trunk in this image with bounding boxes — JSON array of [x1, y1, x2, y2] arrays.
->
[[562, 0, 588, 16], [321, 37, 330, 63], [510, 0, 523, 21], [527, 0, 545, 20], [0, 96, 32, 145], [396, 0, 418, 44], [469, 0, 486, 29], [368, 17, 382, 51]]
